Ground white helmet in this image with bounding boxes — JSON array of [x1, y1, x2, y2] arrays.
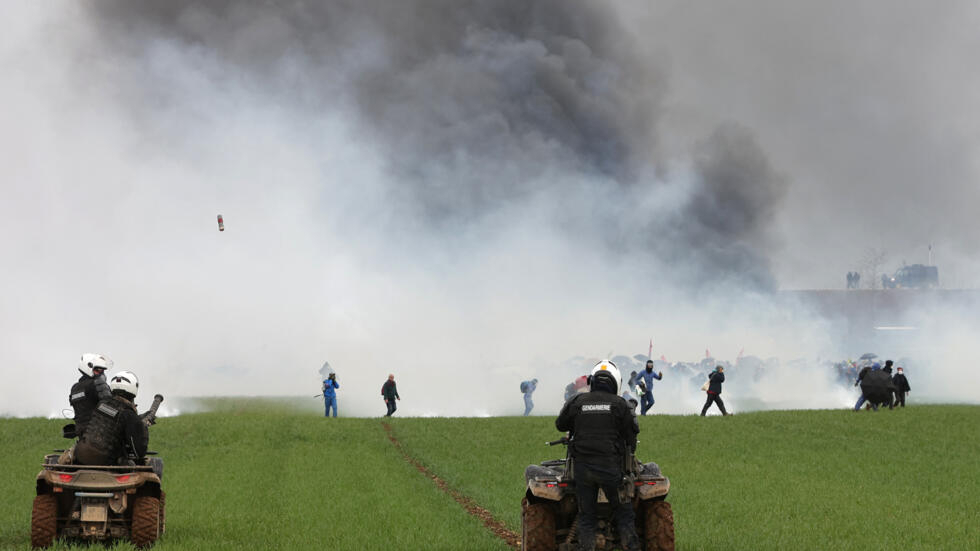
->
[[591, 360, 622, 394], [78, 353, 113, 377], [109, 371, 139, 398]]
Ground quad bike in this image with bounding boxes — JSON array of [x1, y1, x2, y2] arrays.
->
[[31, 395, 166, 549], [522, 436, 674, 551]]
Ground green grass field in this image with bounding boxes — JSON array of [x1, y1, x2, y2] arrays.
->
[[2, 402, 978, 550]]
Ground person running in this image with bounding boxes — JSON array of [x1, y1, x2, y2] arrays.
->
[[382, 374, 400, 417], [637, 360, 663, 415], [700, 365, 730, 416], [853, 362, 877, 411], [521, 378, 538, 416]]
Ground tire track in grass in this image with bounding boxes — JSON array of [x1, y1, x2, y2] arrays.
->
[[382, 421, 521, 549]]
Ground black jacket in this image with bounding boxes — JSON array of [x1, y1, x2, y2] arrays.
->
[[855, 366, 872, 385], [555, 390, 639, 469], [75, 394, 148, 465], [893, 373, 911, 392], [69, 374, 112, 435], [381, 380, 400, 401], [860, 370, 896, 403], [707, 371, 725, 395]]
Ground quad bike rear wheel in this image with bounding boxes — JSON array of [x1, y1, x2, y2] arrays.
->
[[521, 498, 557, 551], [30, 494, 57, 549], [131, 496, 161, 548], [643, 500, 675, 551]]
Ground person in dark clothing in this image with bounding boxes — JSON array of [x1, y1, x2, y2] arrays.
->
[[853, 362, 876, 410], [382, 374, 400, 417], [892, 367, 911, 407], [881, 363, 895, 409], [556, 360, 640, 551], [700, 366, 729, 416], [74, 371, 149, 466], [859, 366, 896, 411], [69, 353, 113, 437]]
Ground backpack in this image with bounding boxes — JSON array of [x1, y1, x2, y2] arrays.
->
[[520, 381, 528, 393]]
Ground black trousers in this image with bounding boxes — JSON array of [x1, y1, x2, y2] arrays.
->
[[701, 393, 728, 416], [573, 461, 639, 551], [385, 399, 397, 416], [894, 391, 906, 407]]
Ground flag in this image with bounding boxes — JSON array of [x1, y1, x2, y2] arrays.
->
[[319, 361, 335, 379], [648, 338, 653, 360], [705, 348, 711, 359], [660, 354, 667, 362]]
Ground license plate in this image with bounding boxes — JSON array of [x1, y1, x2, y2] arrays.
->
[[81, 503, 107, 522]]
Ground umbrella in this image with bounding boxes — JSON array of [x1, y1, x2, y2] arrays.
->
[[859, 353, 878, 360]]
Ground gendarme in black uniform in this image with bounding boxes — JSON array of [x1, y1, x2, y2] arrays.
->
[[556, 366, 640, 551], [69, 373, 111, 437], [74, 393, 148, 466]]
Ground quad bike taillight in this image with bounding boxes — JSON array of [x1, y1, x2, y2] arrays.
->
[[58, 474, 74, 482], [115, 475, 130, 483]]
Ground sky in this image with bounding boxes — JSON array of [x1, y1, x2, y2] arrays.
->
[[2, 1, 978, 417]]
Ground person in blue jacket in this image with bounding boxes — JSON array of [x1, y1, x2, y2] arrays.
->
[[322, 373, 339, 417], [521, 378, 538, 416], [637, 360, 663, 415]]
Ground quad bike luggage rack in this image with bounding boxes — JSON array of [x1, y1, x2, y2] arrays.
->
[[41, 464, 154, 472]]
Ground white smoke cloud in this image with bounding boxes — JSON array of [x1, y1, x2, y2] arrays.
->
[[2, 1, 979, 419]]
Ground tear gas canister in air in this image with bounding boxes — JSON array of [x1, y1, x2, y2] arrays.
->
[[217, 214, 224, 231]]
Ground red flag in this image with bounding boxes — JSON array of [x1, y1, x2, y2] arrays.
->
[[660, 354, 667, 362], [648, 338, 653, 360], [705, 348, 711, 359]]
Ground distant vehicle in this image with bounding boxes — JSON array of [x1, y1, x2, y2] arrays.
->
[[883, 264, 938, 289]]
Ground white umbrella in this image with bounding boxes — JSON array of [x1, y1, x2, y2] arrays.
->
[[319, 361, 335, 379]]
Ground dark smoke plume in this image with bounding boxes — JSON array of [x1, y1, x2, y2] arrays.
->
[[672, 124, 786, 290], [83, 0, 784, 286]]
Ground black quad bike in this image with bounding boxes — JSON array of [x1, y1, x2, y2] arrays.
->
[[31, 395, 166, 549], [521, 437, 674, 551]]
